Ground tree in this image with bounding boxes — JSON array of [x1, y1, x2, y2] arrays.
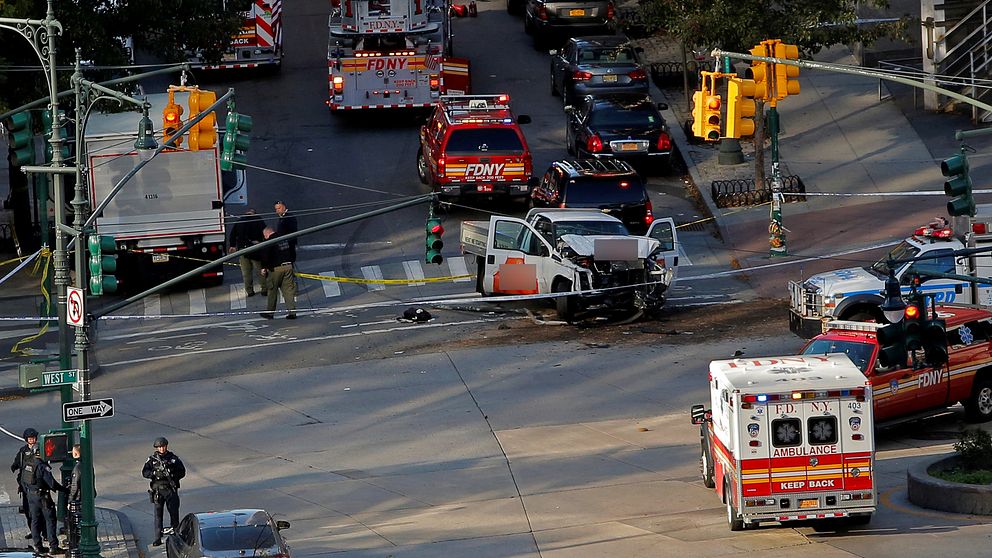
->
[[0, 0, 251, 112]]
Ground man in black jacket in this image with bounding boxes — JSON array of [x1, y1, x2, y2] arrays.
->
[[259, 226, 297, 319], [228, 208, 267, 297], [273, 201, 298, 262], [20, 447, 67, 554], [141, 437, 186, 546], [10, 428, 39, 536]]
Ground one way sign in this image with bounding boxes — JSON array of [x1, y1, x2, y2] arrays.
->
[[63, 398, 115, 422]]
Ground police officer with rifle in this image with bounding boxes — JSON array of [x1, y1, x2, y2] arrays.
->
[[141, 437, 186, 546]]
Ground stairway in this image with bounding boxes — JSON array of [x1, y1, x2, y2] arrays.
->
[[922, 0, 992, 121]]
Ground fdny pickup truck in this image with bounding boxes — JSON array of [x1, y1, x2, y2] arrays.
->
[[691, 354, 876, 530], [418, 95, 533, 203], [801, 308, 992, 424], [789, 215, 992, 337]]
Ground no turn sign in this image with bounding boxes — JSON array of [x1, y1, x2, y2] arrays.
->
[[67, 286, 84, 327]]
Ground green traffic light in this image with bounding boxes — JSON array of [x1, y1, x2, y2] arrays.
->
[[942, 152, 975, 217], [876, 321, 907, 369]]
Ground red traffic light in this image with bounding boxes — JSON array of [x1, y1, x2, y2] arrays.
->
[[706, 96, 721, 110], [905, 305, 920, 320], [430, 223, 444, 235]]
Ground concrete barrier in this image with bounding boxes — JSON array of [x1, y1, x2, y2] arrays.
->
[[907, 455, 992, 515]]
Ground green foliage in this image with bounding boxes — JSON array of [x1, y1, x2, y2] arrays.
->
[[634, 0, 914, 57], [954, 428, 992, 470]]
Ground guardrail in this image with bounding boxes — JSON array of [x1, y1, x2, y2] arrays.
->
[[711, 175, 805, 208]]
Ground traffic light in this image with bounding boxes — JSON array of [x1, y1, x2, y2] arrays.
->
[[221, 112, 252, 171], [39, 431, 70, 462], [903, 299, 924, 352], [702, 94, 722, 142], [691, 89, 706, 140], [163, 92, 184, 149], [773, 42, 801, 100], [876, 321, 907, 369], [746, 43, 773, 101], [426, 217, 444, 265], [187, 88, 218, 151], [942, 152, 975, 217], [4, 111, 36, 166], [922, 317, 949, 367], [726, 77, 757, 138], [88, 235, 119, 295]]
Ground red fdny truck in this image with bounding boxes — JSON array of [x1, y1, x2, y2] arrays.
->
[[691, 354, 876, 530]]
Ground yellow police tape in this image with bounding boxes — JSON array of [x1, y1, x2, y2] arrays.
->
[[11, 248, 53, 356]]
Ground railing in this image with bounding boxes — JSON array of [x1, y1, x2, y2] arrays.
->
[[927, 0, 992, 121]]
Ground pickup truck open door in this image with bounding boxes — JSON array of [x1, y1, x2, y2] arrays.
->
[[646, 217, 679, 283], [483, 216, 569, 294]]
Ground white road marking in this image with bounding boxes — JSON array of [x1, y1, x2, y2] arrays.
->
[[189, 289, 207, 315], [230, 284, 246, 309], [361, 265, 385, 291], [125, 333, 207, 345], [144, 295, 161, 318], [320, 271, 342, 298], [403, 260, 426, 286], [677, 243, 692, 266], [447, 256, 472, 282], [299, 241, 393, 251]]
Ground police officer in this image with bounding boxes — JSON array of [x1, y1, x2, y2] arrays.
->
[[20, 445, 66, 555], [141, 437, 186, 546], [10, 428, 39, 537]]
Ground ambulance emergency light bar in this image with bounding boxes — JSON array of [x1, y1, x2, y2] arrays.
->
[[740, 388, 867, 404], [441, 94, 511, 110]]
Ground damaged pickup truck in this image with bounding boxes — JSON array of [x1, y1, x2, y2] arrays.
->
[[460, 209, 679, 320]]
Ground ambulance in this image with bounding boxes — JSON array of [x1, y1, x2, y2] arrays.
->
[[690, 354, 876, 530]]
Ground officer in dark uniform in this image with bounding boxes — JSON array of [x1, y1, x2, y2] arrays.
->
[[141, 437, 186, 546], [10, 428, 39, 537], [20, 446, 67, 555], [259, 226, 297, 319]]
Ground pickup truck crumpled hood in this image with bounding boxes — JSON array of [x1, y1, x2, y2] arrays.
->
[[559, 234, 660, 259]]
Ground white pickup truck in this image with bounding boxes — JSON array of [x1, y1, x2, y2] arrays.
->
[[460, 209, 679, 320]]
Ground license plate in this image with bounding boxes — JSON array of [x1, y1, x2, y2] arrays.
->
[[798, 498, 819, 509], [602, 74, 618, 83], [569, 8, 585, 16], [477, 184, 494, 192], [619, 142, 639, 151], [152, 254, 169, 263]]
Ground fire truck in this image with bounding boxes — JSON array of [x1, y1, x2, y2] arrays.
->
[[327, 0, 471, 110], [691, 354, 876, 530], [189, 0, 284, 70]]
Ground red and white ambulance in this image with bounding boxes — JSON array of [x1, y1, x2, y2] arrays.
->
[[691, 353, 876, 530]]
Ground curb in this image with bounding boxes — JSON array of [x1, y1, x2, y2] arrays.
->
[[102, 506, 143, 558], [907, 454, 992, 515]]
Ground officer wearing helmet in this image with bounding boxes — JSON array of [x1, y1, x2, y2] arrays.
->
[[141, 437, 186, 546], [10, 428, 39, 536], [12, 428, 67, 554]]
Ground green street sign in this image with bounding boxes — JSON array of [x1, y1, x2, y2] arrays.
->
[[43, 369, 78, 386]]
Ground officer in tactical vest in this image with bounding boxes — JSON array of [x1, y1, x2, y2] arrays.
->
[[10, 428, 39, 537], [19, 444, 67, 555], [141, 437, 186, 546]]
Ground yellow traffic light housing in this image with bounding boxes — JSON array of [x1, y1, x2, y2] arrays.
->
[[691, 90, 706, 139], [187, 88, 218, 151], [773, 42, 800, 99], [726, 78, 757, 138], [703, 94, 722, 142], [162, 90, 184, 149], [691, 71, 722, 142], [747, 44, 772, 101]]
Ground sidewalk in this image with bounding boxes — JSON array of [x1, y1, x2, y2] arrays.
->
[[0, 505, 140, 557]]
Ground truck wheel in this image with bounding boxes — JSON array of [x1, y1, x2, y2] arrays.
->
[[554, 281, 575, 322], [700, 429, 715, 488], [416, 149, 430, 185], [726, 490, 744, 531], [846, 513, 872, 526], [964, 376, 992, 422], [550, 69, 559, 96]]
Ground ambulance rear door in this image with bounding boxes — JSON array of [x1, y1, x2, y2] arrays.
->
[[768, 398, 844, 497], [838, 392, 874, 494], [737, 393, 772, 499]]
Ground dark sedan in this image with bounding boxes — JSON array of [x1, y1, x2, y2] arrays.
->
[[550, 36, 648, 106], [166, 509, 291, 558], [565, 93, 672, 173]]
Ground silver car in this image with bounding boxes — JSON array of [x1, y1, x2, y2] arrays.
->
[[550, 36, 648, 106], [166, 509, 291, 558]]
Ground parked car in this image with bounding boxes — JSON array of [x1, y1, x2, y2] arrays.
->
[[166, 509, 291, 558], [523, 0, 616, 48], [550, 35, 648, 106], [529, 159, 654, 234], [565, 93, 671, 173]]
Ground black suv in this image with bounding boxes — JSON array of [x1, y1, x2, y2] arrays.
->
[[523, 0, 616, 47], [529, 159, 654, 234]]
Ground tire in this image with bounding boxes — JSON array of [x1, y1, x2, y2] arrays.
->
[[524, 14, 533, 35], [965, 375, 992, 422], [847, 513, 872, 526], [416, 149, 429, 185], [565, 126, 576, 155], [554, 280, 575, 322], [550, 68, 559, 96], [726, 489, 744, 531], [700, 430, 715, 489]]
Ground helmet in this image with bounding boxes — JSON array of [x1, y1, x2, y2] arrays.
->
[[153, 437, 169, 448], [22, 428, 38, 440]]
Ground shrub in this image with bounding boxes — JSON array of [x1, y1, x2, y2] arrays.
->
[[954, 429, 992, 470]]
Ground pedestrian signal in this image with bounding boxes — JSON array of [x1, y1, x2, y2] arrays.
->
[[40, 431, 71, 462]]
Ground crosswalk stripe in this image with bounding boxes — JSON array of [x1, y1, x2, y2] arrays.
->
[[230, 285, 246, 309], [189, 289, 207, 315], [403, 260, 426, 286], [320, 271, 342, 298], [447, 256, 472, 283], [144, 295, 161, 318], [361, 265, 385, 291], [678, 244, 692, 266]]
